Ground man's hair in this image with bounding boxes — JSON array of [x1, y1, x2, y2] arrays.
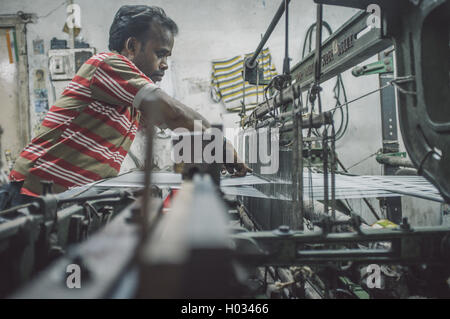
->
[[109, 5, 178, 52]]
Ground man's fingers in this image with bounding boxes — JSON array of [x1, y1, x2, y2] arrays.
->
[[226, 165, 235, 174], [233, 169, 246, 177], [231, 163, 252, 177]]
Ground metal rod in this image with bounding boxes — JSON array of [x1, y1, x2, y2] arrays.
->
[[243, 225, 450, 242], [241, 73, 246, 116], [247, 84, 301, 123], [248, 0, 291, 68], [297, 98, 304, 230], [283, 0, 290, 75], [323, 128, 329, 215], [246, 72, 392, 127], [59, 191, 132, 204], [140, 110, 155, 244], [291, 90, 304, 229], [314, 4, 323, 85], [331, 124, 336, 221], [0, 203, 34, 216], [292, 105, 299, 227], [276, 114, 333, 131], [376, 154, 414, 168], [309, 4, 324, 111]]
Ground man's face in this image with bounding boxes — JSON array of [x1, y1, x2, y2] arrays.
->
[[132, 23, 174, 82]]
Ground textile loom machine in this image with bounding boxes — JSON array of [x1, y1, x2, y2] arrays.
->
[[1, 0, 449, 299]]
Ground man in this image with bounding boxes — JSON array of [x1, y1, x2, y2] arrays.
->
[[3, 5, 250, 208]]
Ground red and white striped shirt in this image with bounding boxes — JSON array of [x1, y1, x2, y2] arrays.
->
[[10, 52, 154, 196]]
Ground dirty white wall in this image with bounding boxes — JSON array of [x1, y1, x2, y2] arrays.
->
[[0, 0, 442, 225]]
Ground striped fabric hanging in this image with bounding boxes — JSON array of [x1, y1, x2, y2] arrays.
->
[[211, 48, 277, 111]]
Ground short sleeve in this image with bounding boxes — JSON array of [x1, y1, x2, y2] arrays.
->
[[90, 54, 157, 108]]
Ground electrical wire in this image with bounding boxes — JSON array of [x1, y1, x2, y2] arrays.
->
[[327, 82, 392, 113], [38, 0, 68, 19], [346, 149, 381, 170], [301, 21, 350, 141]]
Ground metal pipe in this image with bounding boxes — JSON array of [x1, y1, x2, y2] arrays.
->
[[248, 84, 301, 122], [247, 0, 291, 68], [59, 191, 131, 204], [314, 4, 323, 85], [292, 106, 299, 227], [323, 128, 329, 215], [283, 0, 290, 75], [376, 154, 414, 168], [331, 125, 336, 221], [297, 104, 304, 230], [394, 168, 417, 176], [291, 93, 304, 230], [140, 109, 155, 244], [309, 4, 324, 110]]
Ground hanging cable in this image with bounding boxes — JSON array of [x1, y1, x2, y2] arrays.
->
[[301, 20, 350, 141], [38, 0, 68, 19]]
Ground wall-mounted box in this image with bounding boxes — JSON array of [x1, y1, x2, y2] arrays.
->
[[48, 48, 96, 81]]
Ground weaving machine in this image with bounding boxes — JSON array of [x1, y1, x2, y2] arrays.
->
[[1, 0, 449, 299]]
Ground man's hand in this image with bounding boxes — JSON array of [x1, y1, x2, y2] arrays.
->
[[139, 90, 252, 177], [223, 139, 252, 177]]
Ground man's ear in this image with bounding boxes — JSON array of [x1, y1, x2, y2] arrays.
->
[[124, 37, 139, 56]]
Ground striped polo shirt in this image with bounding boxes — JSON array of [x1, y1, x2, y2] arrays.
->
[[10, 52, 155, 196]]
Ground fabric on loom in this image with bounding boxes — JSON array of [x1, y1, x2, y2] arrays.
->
[[85, 171, 444, 203], [211, 48, 278, 110]]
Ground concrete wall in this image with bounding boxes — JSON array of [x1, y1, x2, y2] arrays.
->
[[0, 0, 442, 225], [0, 28, 20, 169]]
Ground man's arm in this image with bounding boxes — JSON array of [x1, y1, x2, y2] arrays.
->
[[139, 88, 209, 131], [138, 87, 252, 176]]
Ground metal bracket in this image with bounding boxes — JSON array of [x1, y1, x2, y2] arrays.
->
[[243, 57, 269, 85], [352, 56, 393, 76]]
